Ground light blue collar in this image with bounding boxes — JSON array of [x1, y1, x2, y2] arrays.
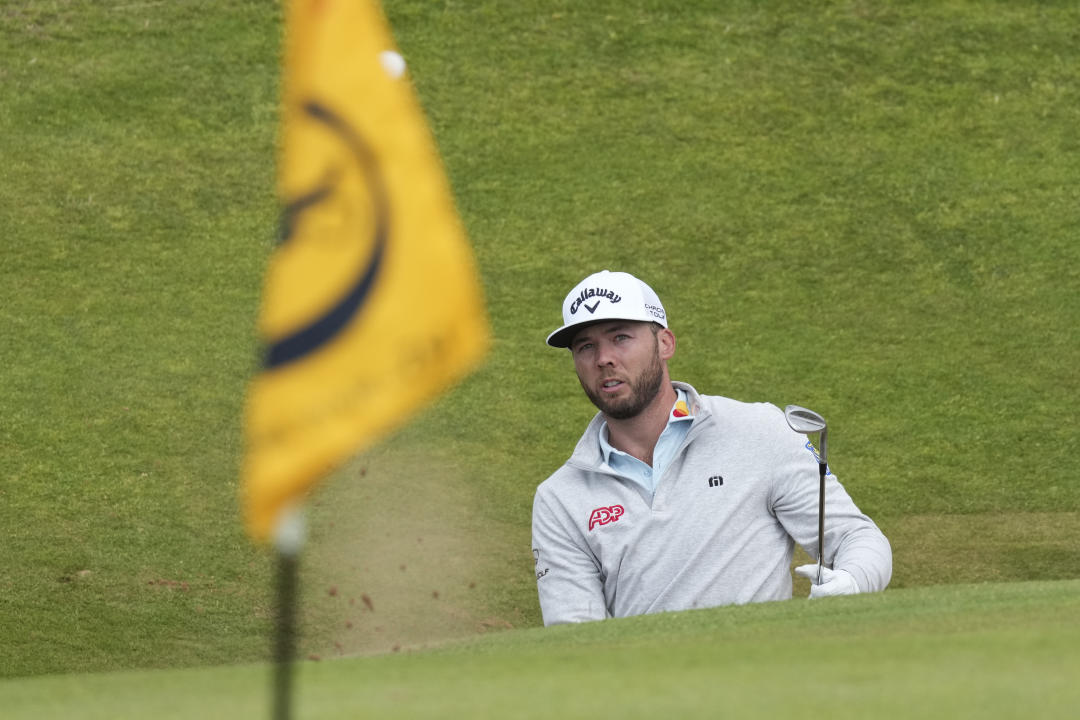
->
[[598, 387, 695, 495]]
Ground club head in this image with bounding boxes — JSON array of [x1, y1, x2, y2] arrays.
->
[[784, 405, 826, 434], [784, 404, 828, 463]]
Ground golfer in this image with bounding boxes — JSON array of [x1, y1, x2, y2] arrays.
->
[[532, 270, 892, 625]]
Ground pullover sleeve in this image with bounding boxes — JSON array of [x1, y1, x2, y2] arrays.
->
[[769, 414, 892, 593], [532, 484, 608, 625]]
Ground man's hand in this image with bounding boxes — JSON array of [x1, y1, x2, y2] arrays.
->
[[794, 564, 860, 598]]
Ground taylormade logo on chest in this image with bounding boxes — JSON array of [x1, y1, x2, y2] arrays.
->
[[569, 287, 621, 315]]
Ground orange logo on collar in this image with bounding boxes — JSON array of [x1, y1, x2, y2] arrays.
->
[[672, 400, 690, 418]]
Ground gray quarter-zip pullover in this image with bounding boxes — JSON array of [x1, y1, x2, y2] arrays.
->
[[531, 382, 892, 625]]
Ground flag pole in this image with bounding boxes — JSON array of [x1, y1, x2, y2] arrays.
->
[[272, 507, 306, 720]]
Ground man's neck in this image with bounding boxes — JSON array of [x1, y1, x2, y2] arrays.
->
[[604, 383, 678, 466]]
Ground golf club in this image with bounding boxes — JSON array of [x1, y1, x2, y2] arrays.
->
[[784, 405, 828, 585]]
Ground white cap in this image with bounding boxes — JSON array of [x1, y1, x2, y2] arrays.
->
[[546, 270, 667, 348]]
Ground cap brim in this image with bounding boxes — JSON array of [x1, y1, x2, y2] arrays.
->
[[546, 317, 664, 348], [545, 323, 582, 348]]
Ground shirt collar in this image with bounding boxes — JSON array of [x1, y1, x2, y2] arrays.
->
[[599, 387, 695, 464]]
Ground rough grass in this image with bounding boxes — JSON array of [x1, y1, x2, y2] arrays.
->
[[0, 0, 280, 676]]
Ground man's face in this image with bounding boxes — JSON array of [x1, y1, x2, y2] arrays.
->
[[570, 321, 668, 420]]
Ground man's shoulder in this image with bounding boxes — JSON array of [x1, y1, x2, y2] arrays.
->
[[535, 413, 605, 495], [678, 383, 783, 421], [536, 460, 590, 499]]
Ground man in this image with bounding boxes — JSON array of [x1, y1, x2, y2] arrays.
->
[[532, 270, 891, 625]]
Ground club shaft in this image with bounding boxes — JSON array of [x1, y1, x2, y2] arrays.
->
[[817, 462, 826, 584]]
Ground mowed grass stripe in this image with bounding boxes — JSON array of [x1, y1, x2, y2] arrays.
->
[[2, 580, 1077, 720]]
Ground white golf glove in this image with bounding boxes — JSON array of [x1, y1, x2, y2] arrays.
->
[[794, 564, 860, 598]]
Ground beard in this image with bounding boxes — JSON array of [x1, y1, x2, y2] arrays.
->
[[580, 341, 666, 420]]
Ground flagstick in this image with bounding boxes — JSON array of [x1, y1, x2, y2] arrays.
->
[[272, 508, 306, 720]]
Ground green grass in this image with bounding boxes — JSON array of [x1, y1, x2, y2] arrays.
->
[[0, 0, 280, 675], [2, 0, 1079, 680], [2, 580, 1077, 719]]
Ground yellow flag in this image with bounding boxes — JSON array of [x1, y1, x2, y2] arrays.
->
[[241, 0, 489, 543]]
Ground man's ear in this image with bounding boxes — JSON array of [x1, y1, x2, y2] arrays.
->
[[657, 327, 676, 361]]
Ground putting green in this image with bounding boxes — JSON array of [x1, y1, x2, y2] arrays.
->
[[4, 579, 1076, 719]]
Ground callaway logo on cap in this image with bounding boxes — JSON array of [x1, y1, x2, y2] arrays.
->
[[546, 270, 667, 348]]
